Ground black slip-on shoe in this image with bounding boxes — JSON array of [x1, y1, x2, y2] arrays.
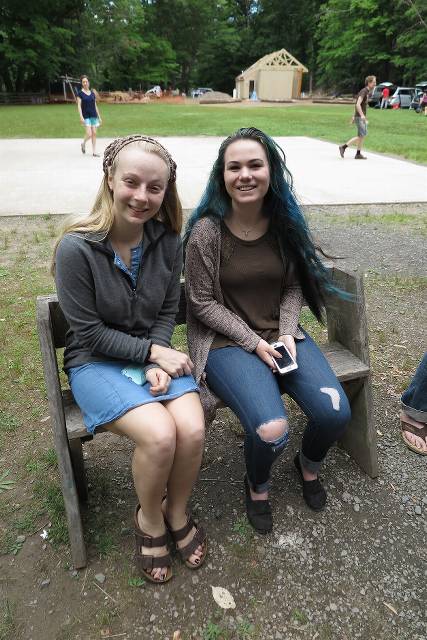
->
[[293, 453, 327, 512], [244, 475, 272, 534], [355, 153, 367, 159]]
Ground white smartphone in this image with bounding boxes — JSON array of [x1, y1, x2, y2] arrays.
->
[[270, 341, 298, 374]]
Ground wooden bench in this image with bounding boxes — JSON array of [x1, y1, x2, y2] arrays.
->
[[36, 264, 377, 569]]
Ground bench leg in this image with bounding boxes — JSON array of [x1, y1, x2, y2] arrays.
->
[[339, 378, 379, 478], [55, 443, 87, 569], [69, 438, 88, 502]]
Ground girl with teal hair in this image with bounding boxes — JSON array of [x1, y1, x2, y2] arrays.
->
[[185, 127, 351, 533]]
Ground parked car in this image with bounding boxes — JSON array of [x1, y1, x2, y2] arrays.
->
[[368, 82, 396, 108], [389, 87, 415, 109], [145, 85, 162, 97], [191, 87, 213, 98], [410, 82, 427, 111]]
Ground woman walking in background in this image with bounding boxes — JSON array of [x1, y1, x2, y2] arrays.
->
[[77, 75, 102, 157]]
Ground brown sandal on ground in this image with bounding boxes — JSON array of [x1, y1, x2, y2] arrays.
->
[[165, 514, 207, 570], [133, 505, 173, 583], [400, 418, 427, 456]]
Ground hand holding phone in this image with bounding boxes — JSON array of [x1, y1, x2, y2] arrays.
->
[[270, 341, 298, 374]]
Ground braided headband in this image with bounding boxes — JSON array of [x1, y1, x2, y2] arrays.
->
[[103, 134, 177, 183]]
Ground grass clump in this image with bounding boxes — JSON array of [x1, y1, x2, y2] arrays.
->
[[33, 478, 68, 545], [0, 411, 20, 434], [0, 600, 16, 640], [202, 620, 227, 640]]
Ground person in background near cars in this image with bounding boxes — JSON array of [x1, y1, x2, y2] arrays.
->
[[421, 90, 427, 116], [380, 86, 390, 109], [400, 352, 427, 455], [339, 75, 376, 160], [77, 75, 102, 157]]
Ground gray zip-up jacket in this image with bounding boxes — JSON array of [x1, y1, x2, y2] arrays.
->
[[55, 218, 182, 372]]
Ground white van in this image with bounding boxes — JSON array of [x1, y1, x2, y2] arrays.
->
[[389, 87, 415, 108]]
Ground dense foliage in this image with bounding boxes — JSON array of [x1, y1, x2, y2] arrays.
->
[[0, 0, 426, 93]]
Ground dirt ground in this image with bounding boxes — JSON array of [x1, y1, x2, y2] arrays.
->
[[0, 210, 426, 640]]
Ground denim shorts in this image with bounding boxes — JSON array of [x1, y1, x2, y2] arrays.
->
[[355, 117, 367, 137], [83, 117, 100, 127], [68, 361, 199, 434]]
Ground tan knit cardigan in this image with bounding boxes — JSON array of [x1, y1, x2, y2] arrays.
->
[[184, 216, 304, 423]]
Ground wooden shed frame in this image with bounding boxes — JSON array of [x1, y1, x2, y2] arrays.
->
[[236, 48, 308, 101]]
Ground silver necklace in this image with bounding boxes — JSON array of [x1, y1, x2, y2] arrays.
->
[[233, 218, 262, 238]]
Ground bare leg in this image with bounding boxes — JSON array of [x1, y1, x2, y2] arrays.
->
[[345, 135, 362, 148], [106, 403, 176, 581], [82, 126, 91, 152], [91, 127, 98, 155], [162, 393, 205, 565]]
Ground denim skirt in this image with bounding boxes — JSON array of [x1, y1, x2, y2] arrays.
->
[[68, 361, 199, 434]]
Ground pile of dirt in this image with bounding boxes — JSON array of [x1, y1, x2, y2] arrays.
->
[[199, 91, 241, 104]]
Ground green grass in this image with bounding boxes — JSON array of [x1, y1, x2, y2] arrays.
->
[[128, 576, 146, 588], [0, 470, 15, 494], [0, 600, 16, 640], [365, 273, 427, 293], [308, 212, 427, 235], [0, 411, 20, 434], [33, 478, 69, 545], [1, 102, 427, 163], [291, 608, 309, 625], [202, 620, 227, 640], [232, 515, 254, 542]]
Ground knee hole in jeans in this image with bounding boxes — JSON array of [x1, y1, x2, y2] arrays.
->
[[256, 418, 288, 444]]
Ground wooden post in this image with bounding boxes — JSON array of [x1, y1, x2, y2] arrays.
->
[[69, 438, 88, 502], [325, 266, 378, 478], [36, 296, 87, 568]]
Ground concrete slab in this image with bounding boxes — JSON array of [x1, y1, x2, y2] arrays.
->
[[1, 137, 426, 216]]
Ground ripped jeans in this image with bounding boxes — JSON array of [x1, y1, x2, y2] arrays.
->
[[205, 331, 351, 493]]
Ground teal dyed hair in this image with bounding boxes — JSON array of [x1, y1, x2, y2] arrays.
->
[[184, 127, 343, 322]]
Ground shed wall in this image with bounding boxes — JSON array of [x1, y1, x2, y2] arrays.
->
[[258, 69, 294, 100], [235, 68, 305, 101]]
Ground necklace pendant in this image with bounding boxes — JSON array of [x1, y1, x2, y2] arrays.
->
[[243, 230, 250, 237]]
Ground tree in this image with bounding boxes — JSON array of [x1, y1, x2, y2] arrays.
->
[[395, 0, 427, 83], [76, 0, 178, 90], [0, 0, 84, 92], [316, 0, 401, 92], [143, 0, 218, 92]]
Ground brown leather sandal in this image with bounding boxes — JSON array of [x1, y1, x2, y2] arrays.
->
[[401, 419, 427, 455], [165, 514, 207, 570], [133, 505, 173, 583]]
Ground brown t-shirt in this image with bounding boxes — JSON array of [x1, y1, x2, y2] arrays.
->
[[210, 223, 285, 350], [355, 86, 370, 116]]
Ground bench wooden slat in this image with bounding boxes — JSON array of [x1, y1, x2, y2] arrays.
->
[[320, 342, 370, 381]]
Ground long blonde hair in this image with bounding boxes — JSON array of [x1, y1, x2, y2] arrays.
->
[[52, 139, 182, 273]]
